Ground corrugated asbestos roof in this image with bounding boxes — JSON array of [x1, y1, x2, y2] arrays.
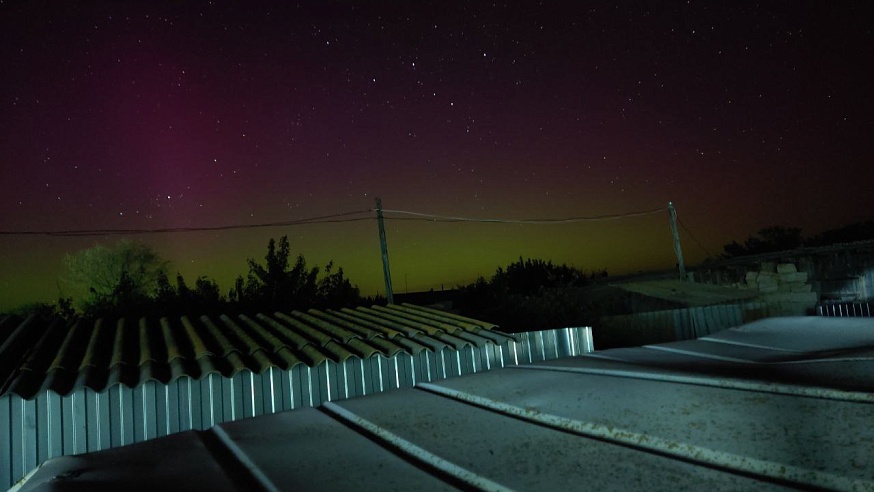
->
[[0, 303, 514, 399], [13, 316, 874, 491]]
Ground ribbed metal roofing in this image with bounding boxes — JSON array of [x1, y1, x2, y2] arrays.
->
[[12, 316, 874, 491], [0, 304, 514, 400]]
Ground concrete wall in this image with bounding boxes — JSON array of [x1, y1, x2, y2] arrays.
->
[[693, 242, 874, 308]]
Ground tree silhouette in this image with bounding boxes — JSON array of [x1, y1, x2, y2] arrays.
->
[[721, 226, 803, 258], [315, 261, 360, 309], [64, 240, 166, 315], [805, 220, 874, 247], [231, 236, 360, 311], [456, 257, 600, 332], [152, 271, 225, 315], [492, 257, 589, 297], [8, 298, 75, 320], [53, 236, 361, 317]]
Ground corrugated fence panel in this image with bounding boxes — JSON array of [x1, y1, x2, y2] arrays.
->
[[600, 302, 771, 347], [598, 310, 676, 348], [0, 397, 7, 490], [817, 301, 873, 317], [684, 304, 748, 339], [1, 325, 593, 489]]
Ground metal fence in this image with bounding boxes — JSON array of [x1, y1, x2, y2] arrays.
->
[[816, 301, 873, 317], [1, 326, 592, 490], [597, 302, 772, 348]]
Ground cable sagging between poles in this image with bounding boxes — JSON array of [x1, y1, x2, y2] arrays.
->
[[0, 205, 670, 237], [377, 207, 668, 224], [0, 210, 374, 237]]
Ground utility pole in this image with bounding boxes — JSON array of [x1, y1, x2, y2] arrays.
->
[[668, 201, 686, 280], [375, 198, 395, 304]]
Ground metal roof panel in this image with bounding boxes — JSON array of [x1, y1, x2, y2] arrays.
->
[[270, 312, 336, 346], [342, 307, 425, 337], [402, 303, 498, 330], [16, 317, 873, 490], [13, 408, 457, 492], [0, 305, 510, 399], [371, 305, 455, 334], [308, 309, 401, 339]]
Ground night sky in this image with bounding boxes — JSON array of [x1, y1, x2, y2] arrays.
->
[[2, 2, 873, 310]]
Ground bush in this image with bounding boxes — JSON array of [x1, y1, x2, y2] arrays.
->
[[456, 257, 603, 332]]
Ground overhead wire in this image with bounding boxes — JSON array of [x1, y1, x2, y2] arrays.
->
[[677, 216, 712, 258], [0, 205, 670, 237], [378, 206, 668, 224], [0, 210, 374, 237]]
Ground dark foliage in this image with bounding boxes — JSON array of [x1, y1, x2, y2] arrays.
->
[[151, 272, 226, 316], [9, 298, 75, 321], [805, 220, 874, 247], [229, 236, 361, 312], [54, 236, 364, 318], [719, 221, 874, 259], [63, 240, 165, 316], [316, 262, 363, 309], [455, 257, 605, 332], [721, 226, 803, 258], [82, 271, 154, 317]]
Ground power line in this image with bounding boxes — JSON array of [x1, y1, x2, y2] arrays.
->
[[0, 205, 669, 237], [0, 210, 373, 237], [677, 216, 712, 258], [379, 207, 668, 224]]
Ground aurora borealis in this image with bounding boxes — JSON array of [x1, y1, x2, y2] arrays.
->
[[1, 2, 872, 310]]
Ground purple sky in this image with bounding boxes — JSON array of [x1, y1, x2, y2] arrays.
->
[[1, 2, 872, 309]]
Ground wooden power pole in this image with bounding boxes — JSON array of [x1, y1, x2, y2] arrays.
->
[[668, 201, 686, 280], [375, 198, 395, 304]]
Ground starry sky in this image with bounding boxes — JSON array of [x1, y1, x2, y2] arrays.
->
[[1, 1, 872, 310]]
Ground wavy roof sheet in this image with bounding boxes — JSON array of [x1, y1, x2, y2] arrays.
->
[[0, 304, 513, 399], [13, 316, 874, 491]]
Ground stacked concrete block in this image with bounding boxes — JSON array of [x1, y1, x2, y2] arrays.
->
[[755, 262, 817, 315], [756, 272, 780, 293], [775, 263, 809, 292], [740, 262, 805, 292], [744, 263, 811, 293], [744, 271, 759, 288]]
